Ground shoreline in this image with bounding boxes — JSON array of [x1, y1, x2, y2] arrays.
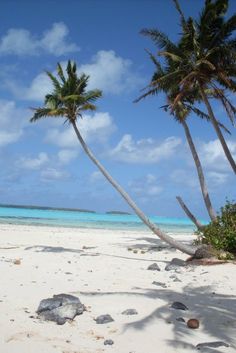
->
[[0, 220, 196, 235], [0, 224, 235, 353]]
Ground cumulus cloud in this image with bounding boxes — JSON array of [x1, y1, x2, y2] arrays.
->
[[41, 168, 70, 181], [108, 135, 181, 163], [58, 149, 79, 164], [89, 171, 104, 183], [9, 50, 143, 101], [200, 139, 236, 171], [170, 169, 199, 189], [24, 72, 53, 101], [16, 152, 49, 170], [16, 152, 49, 169], [207, 171, 229, 186], [0, 99, 28, 146], [0, 22, 79, 56], [45, 112, 116, 148], [129, 174, 163, 198], [79, 50, 144, 94]]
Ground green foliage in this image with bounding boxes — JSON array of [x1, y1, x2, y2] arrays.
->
[[195, 201, 236, 256], [30, 60, 102, 124]]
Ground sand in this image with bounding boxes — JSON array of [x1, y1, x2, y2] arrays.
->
[[0, 223, 235, 353]]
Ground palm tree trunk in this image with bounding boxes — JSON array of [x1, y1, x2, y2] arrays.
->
[[199, 85, 236, 174], [176, 196, 204, 231], [71, 120, 195, 255], [182, 120, 217, 221]]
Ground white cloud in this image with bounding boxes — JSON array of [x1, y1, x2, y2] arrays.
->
[[9, 50, 143, 101], [0, 99, 27, 146], [0, 22, 79, 56], [5, 72, 52, 102], [58, 149, 78, 164], [170, 169, 198, 188], [200, 139, 236, 171], [89, 171, 104, 183], [207, 171, 229, 186], [129, 174, 163, 197], [16, 152, 49, 170], [45, 112, 116, 148], [0, 131, 22, 146], [79, 50, 143, 94], [40, 23, 79, 56], [24, 73, 53, 101], [41, 168, 69, 181], [108, 135, 181, 163]]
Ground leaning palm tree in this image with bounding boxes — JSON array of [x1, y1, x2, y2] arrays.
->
[[135, 52, 217, 223], [30, 60, 195, 255], [140, 0, 236, 174]]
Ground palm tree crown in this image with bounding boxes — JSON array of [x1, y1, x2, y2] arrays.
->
[[137, 0, 236, 173], [30, 61, 102, 124]]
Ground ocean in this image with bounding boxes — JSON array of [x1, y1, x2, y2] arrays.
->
[[0, 205, 200, 234]]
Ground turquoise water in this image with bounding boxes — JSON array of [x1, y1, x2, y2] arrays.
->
[[0, 205, 199, 234]]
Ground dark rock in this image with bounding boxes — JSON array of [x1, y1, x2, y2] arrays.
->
[[39, 310, 66, 325], [152, 281, 167, 288], [37, 298, 62, 313], [95, 314, 114, 324], [196, 341, 230, 349], [104, 339, 114, 345], [165, 258, 186, 271], [147, 263, 160, 271], [171, 302, 188, 310], [36, 293, 84, 325], [176, 317, 185, 322], [39, 303, 80, 323], [122, 309, 138, 315], [194, 245, 215, 259], [53, 293, 81, 303]]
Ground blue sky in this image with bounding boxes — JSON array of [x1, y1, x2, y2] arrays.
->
[[0, 0, 235, 219]]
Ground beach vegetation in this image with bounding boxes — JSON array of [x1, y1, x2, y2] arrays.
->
[[195, 201, 236, 258]]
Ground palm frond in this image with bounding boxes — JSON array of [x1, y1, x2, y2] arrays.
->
[[30, 107, 67, 122], [145, 49, 163, 71], [172, 0, 187, 29], [141, 28, 181, 55], [158, 51, 182, 62], [57, 63, 66, 83], [80, 103, 97, 111], [46, 71, 61, 92]]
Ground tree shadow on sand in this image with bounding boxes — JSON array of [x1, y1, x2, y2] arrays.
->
[[24, 245, 84, 253], [78, 284, 236, 351], [24, 245, 164, 262], [124, 285, 236, 350], [115, 236, 193, 254]]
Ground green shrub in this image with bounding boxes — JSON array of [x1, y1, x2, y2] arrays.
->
[[195, 201, 236, 256]]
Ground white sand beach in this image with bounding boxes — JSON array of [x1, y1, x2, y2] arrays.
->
[[0, 224, 235, 353]]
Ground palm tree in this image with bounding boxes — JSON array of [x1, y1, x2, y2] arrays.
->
[[140, 0, 236, 174], [135, 52, 217, 223], [30, 61, 195, 256]]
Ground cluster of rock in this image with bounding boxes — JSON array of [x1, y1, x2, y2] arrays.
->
[[34, 258, 230, 349], [147, 258, 186, 273], [36, 294, 140, 346]]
